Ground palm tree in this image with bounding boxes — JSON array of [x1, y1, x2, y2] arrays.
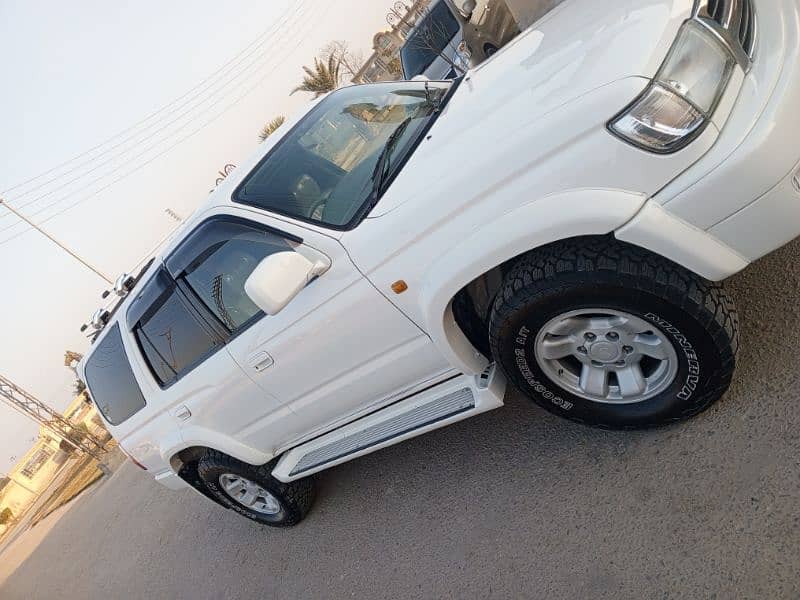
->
[[291, 54, 342, 98], [259, 116, 286, 142]]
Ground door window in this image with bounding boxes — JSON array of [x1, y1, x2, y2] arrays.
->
[[165, 217, 294, 333], [128, 217, 299, 387]]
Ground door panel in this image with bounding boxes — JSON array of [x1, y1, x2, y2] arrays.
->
[[218, 207, 453, 453], [232, 277, 453, 449]]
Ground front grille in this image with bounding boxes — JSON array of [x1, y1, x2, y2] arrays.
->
[[738, 0, 755, 57], [694, 0, 756, 67]]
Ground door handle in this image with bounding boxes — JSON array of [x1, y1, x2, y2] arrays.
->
[[248, 351, 274, 372], [172, 405, 192, 421]]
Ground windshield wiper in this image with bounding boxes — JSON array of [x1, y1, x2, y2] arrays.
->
[[369, 117, 414, 205]]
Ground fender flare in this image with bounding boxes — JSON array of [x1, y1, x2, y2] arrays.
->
[[616, 200, 750, 281], [161, 426, 273, 471], [419, 188, 648, 374]]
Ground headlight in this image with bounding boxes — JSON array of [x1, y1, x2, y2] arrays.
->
[[454, 41, 472, 72], [609, 21, 736, 154]]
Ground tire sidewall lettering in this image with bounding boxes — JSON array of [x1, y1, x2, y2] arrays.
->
[[643, 312, 701, 402], [514, 326, 574, 411]]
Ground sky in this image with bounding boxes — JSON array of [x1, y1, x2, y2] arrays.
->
[[0, 0, 397, 473]]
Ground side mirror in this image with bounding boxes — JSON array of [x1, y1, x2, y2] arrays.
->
[[460, 0, 477, 20], [244, 251, 326, 316]]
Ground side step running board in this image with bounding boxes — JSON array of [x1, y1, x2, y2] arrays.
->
[[271, 365, 506, 482]]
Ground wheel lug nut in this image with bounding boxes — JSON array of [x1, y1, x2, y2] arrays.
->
[[623, 345, 634, 354], [606, 332, 619, 341], [577, 346, 588, 354], [585, 333, 596, 341]]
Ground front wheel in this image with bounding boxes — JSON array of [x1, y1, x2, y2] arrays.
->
[[489, 238, 739, 430]]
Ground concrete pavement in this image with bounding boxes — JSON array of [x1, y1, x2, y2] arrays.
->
[[1, 240, 799, 599]]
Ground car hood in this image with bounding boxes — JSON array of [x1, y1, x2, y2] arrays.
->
[[370, 0, 693, 218]]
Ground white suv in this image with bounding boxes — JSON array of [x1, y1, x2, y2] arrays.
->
[[80, 0, 800, 526]]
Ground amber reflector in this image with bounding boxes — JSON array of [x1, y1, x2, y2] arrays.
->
[[391, 280, 408, 294]]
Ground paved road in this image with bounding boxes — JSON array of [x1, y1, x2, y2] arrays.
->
[[2, 241, 800, 600], [0, 456, 82, 557]]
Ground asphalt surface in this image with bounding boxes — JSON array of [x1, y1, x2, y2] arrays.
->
[[2, 240, 800, 600]]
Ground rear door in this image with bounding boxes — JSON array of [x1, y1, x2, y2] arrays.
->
[[122, 260, 286, 466], [165, 206, 453, 455]]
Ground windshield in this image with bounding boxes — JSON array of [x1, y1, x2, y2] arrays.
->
[[401, 1, 461, 78], [234, 81, 451, 229]]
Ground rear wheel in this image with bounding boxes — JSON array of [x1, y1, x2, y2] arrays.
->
[[488, 238, 739, 429], [197, 451, 314, 526]]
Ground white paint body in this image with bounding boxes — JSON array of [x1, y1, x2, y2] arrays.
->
[[79, 0, 800, 491]]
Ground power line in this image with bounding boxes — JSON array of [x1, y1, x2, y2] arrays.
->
[[0, 1, 299, 198], [0, 1, 334, 247], [0, 197, 113, 283], [0, 2, 317, 241], [0, 1, 312, 223]]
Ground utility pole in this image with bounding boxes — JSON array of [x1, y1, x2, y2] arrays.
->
[[0, 197, 113, 284], [0, 374, 106, 461]]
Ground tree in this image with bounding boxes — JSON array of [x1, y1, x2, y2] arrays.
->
[[291, 54, 342, 98], [406, 4, 468, 76], [321, 40, 365, 81], [259, 116, 286, 142], [384, 56, 403, 79], [73, 379, 86, 395], [0, 508, 13, 526], [63, 350, 83, 372]]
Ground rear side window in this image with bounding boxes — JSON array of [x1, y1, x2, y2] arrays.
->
[[84, 324, 146, 425], [130, 269, 223, 387]]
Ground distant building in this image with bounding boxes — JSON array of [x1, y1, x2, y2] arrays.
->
[[352, 0, 431, 83], [0, 393, 107, 522], [0, 429, 64, 517]]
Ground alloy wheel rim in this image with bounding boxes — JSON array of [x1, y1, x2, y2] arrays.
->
[[218, 473, 282, 514], [533, 309, 679, 404]]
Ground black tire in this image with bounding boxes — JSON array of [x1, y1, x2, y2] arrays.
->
[[484, 43, 499, 57], [489, 237, 739, 430], [197, 450, 315, 527]]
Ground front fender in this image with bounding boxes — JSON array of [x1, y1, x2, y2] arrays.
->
[[420, 189, 647, 374]]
